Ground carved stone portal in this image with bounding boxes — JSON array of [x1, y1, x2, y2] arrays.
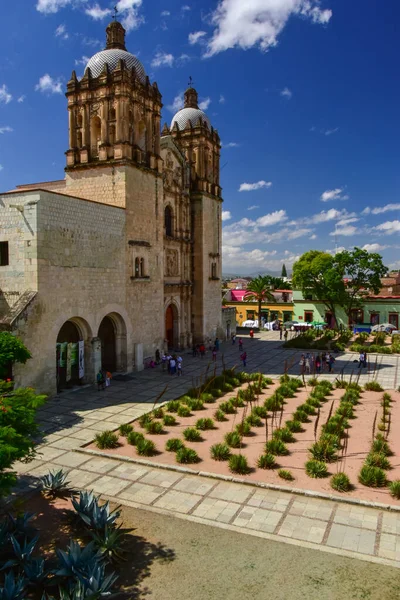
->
[[165, 249, 179, 276]]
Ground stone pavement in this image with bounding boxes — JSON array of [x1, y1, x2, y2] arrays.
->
[[12, 332, 400, 569]]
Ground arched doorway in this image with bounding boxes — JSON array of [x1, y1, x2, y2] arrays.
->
[[56, 320, 81, 391], [98, 316, 116, 372], [165, 304, 179, 349]]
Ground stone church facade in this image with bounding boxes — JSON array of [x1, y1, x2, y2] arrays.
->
[[0, 20, 223, 394]]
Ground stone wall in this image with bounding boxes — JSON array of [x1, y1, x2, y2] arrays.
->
[[64, 165, 127, 207]]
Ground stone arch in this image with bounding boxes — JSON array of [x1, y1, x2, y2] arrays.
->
[[90, 115, 101, 158], [164, 204, 173, 237], [165, 301, 179, 349], [97, 311, 128, 373], [56, 316, 93, 392]]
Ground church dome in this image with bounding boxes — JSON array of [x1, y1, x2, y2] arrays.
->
[[171, 107, 211, 130], [85, 49, 146, 83]]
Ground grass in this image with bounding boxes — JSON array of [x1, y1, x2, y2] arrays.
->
[[200, 393, 215, 403], [305, 459, 328, 478], [309, 440, 337, 463], [293, 409, 310, 423], [219, 401, 237, 414], [152, 407, 164, 419], [257, 453, 276, 470], [177, 405, 192, 418], [246, 414, 263, 427], [364, 381, 384, 392], [389, 481, 400, 499], [165, 438, 185, 452], [225, 431, 242, 448], [214, 409, 227, 422], [330, 472, 351, 492], [183, 427, 202, 442], [118, 423, 133, 437], [167, 400, 181, 412], [95, 431, 119, 449], [278, 469, 294, 481], [145, 421, 164, 434], [196, 417, 214, 431], [251, 406, 268, 419], [265, 439, 289, 456], [358, 465, 387, 487], [186, 398, 205, 411], [228, 454, 250, 475], [127, 431, 145, 446], [176, 447, 200, 464], [235, 421, 252, 436], [285, 420, 303, 433], [372, 436, 393, 456], [210, 443, 231, 461], [136, 439, 156, 456], [139, 414, 153, 428], [163, 414, 177, 427], [272, 428, 295, 443], [365, 452, 391, 470]]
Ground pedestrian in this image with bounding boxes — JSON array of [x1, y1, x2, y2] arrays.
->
[[97, 370, 105, 391], [315, 354, 321, 374], [299, 354, 305, 374], [161, 353, 167, 371], [358, 351, 365, 369], [214, 337, 220, 351], [305, 353, 311, 374], [199, 343, 205, 358], [169, 356, 176, 375], [177, 355, 183, 376], [328, 354, 335, 373], [167, 353, 172, 374], [155, 349, 161, 365], [232, 333, 236, 345], [212, 347, 217, 362], [238, 338, 243, 351], [105, 370, 112, 387], [363, 351, 368, 369], [284, 329, 288, 342], [240, 351, 247, 367], [321, 352, 327, 371], [249, 329, 254, 339]]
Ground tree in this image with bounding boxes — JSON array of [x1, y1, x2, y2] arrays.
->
[[244, 276, 275, 325], [0, 331, 31, 379], [281, 263, 287, 278], [292, 248, 388, 328]]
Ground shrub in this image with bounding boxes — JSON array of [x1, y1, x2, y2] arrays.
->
[[165, 438, 185, 452], [389, 481, 400, 500], [145, 421, 163, 434], [364, 381, 384, 392], [336, 402, 354, 419], [252, 406, 267, 419], [210, 443, 231, 461], [196, 417, 214, 431], [306, 397, 321, 408], [187, 398, 205, 411], [358, 465, 387, 487], [372, 437, 392, 456], [211, 389, 223, 399], [139, 414, 152, 428], [293, 409, 310, 423], [265, 439, 289, 456], [176, 447, 200, 464], [136, 439, 156, 456], [201, 393, 215, 403], [264, 396, 284, 411], [257, 453, 276, 469], [309, 441, 337, 463], [298, 403, 316, 416], [279, 384, 296, 399], [232, 396, 245, 408], [152, 407, 164, 419], [118, 423, 133, 437], [246, 414, 263, 427], [127, 431, 145, 446], [278, 469, 294, 481], [330, 472, 351, 492], [166, 400, 181, 412], [228, 454, 250, 474], [236, 421, 252, 436], [308, 377, 318, 387], [365, 452, 391, 470], [183, 427, 202, 442], [41, 469, 70, 496], [95, 431, 119, 449], [220, 401, 236, 414], [214, 409, 227, 422], [163, 414, 177, 427], [342, 389, 360, 405], [225, 431, 242, 448], [319, 433, 341, 449], [305, 459, 328, 478], [223, 383, 234, 393], [177, 405, 191, 418], [273, 428, 295, 443], [285, 420, 303, 433]]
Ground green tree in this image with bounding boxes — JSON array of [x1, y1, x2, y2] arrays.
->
[[244, 276, 275, 325], [0, 331, 31, 378], [281, 263, 287, 278]]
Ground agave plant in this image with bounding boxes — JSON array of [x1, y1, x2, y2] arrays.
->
[[90, 525, 126, 563], [55, 540, 102, 579], [2, 534, 39, 569], [23, 557, 51, 585], [7, 512, 36, 540], [71, 492, 120, 532], [0, 571, 26, 600], [41, 470, 70, 496], [59, 562, 118, 600]]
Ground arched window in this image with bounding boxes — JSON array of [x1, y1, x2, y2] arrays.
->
[[135, 257, 140, 278], [140, 258, 145, 277], [211, 262, 217, 279], [164, 206, 173, 237]]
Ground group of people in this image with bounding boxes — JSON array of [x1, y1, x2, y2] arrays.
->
[[231, 333, 248, 367], [161, 353, 183, 375], [192, 337, 220, 359], [299, 352, 336, 374], [96, 369, 112, 390]]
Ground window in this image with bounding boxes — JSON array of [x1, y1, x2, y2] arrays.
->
[[350, 309, 363, 325], [0, 242, 9, 266], [134, 256, 146, 278], [305, 293, 313, 301], [246, 310, 255, 320], [139, 258, 145, 278], [164, 206, 173, 237], [389, 313, 398, 329], [135, 257, 140, 278], [304, 311, 313, 323], [211, 262, 217, 279], [370, 312, 380, 326]]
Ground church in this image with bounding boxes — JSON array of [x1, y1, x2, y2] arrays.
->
[[0, 19, 224, 394]]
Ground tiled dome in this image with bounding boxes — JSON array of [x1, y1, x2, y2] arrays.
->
[[171, 107, 211, 130], [85, 49, 146, 83]]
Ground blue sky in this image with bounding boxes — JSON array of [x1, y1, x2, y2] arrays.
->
[[0, 0, 399, 274]]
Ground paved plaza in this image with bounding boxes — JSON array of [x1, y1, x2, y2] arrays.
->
[[12, 332, 400, 569]]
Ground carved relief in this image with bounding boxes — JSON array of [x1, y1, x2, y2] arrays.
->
[[165, 249, 179, 276]]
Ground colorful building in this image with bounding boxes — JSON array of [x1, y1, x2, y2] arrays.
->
[[223, 289, 294, 326]]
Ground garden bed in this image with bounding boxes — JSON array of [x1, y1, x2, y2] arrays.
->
[[86, 376, 400, 507]]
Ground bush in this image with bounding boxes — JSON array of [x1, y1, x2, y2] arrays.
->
[[183, 427, 202, 442], [309, 441, 337, 463], [145, 421, 163, 434], [228, 454, 250, 474], [214, 409, 227, 422], [118, 423, 133, 437], [330, 472, 351, 492], [298, 403, 316, 416], [163, 414, 177, 427], [319, 433, 341, 449], [220, 401, 236, 414], [251, 406, 268, 419], [365, 452, 391, 470], [225, 431, 242, 448], [306, 397, 321, 408], [235, 421, 252, 436], [210, 443, 231, 461], [127, 431, 145, 446], [211, 388, 223, 399], [372, 437, 392, 456], [389, 481, 400, 499], [358, 465, 387, 487], [95, 431, 119, 449], [165, 438, 185, 452], [176, 447, 200, 464], [246, 414, 263, 427], [279, 385, 296, 399], [257, 453, 276, 469], [201, 393, 215, 403], [136, 439, 156, 456], [305, 460, 328, 478], [273, 428, 295, 443], [264, 395, 284, 411], [278, 469, 294, 481], [364, 381, 384, 392], [285, 420, 303, 433], [293, 409, 310, 423], [223, 383, 234, 393], [186, 398, 205, 411], [152, 407, 164, 419], [196, 418, 214, 431], [265, 439, 289, 456], [139, 413, 153, 428], [336, 402, 354, 419], [177, 405, 191, 418], [166, 400, 181, 412]]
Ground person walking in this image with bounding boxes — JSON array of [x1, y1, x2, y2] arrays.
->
[[214, 337, 220, 351], [232, 333, 236, 345], [105, 371, 112, 387], [212, 347, 217, 362], [299, 354, 305, 375], [199, 343, 205, 358], [155, 349, 161, 365], [161, 353, 167, 371], [358, 351, 365, 369], [305, 353, 311, 374], [363, 351, 368, 369], [240, 351, 247, 367], [238, 338, 243, 351], [315, 354, 321, 374], [166, 353, 172, 374], [328, 353, 335, 373], [284, 329, 288, 342], [169, 356, 176, 375], [249, 329, 254, 339], [177, 355, 183, 376], [97, 370, 105, 391], [321, 352, 327, 371]]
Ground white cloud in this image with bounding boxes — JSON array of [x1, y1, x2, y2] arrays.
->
[[239, 180, 272, 192], [310, 208, 354, 224], [0, 126, 13, 134], [256, 210, 287, 227], [199, 97, 211, 110], [362, 243, 387, 252], [309, 234, 317, 240], [219, 94, 225, 104], [222, 142, 239, 148], [205, 0, 332, 57], [85, 4, 112, 19], [55, 23, 69, 38], [222, 210, 232, 221], [0, 85, 12, 104], [362, 207, 371, 215], [167, 92, 184, 113], [281, 87, 292, 99], [369, 203, 400, 215], [161, 10, 170, 16], [177, 54, 191, 64], [17, 95, 25, 103], [182, 5, 191, 11], [324, 127, 338, 136], [336, 217, 359, 227], [116, 0, 144, 32], [373, 221, 400, 235], [36, 0, 71, 14], [81, 36, 103, 48], [247, 205, 259, 211], [35, 74, 63, 95], [151, 52, 174, 68], [329, 225, 358, 237], [0, 164, 3, 172], [75, 55, 90, 67], [320, 187, 348, 202], [189, 31, 207, 45]]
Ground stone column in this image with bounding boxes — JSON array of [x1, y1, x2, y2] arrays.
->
[[115, 333, 127, 371], [115, 99, 121, 142], [68, 108, 76, 148], [101, 102, 108, 144], [91, 337, 102, 381], [82, 105, 89, 147], [154, 115, 161, 155], [146, 111, 152, 152]]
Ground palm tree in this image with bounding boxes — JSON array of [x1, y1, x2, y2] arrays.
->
[[244, 276, 276, 327]]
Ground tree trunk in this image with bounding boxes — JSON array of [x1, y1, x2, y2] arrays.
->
[[258, 298, 262, 329]]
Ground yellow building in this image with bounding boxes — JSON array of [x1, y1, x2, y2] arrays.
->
[[223, 289, 293, 326]]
